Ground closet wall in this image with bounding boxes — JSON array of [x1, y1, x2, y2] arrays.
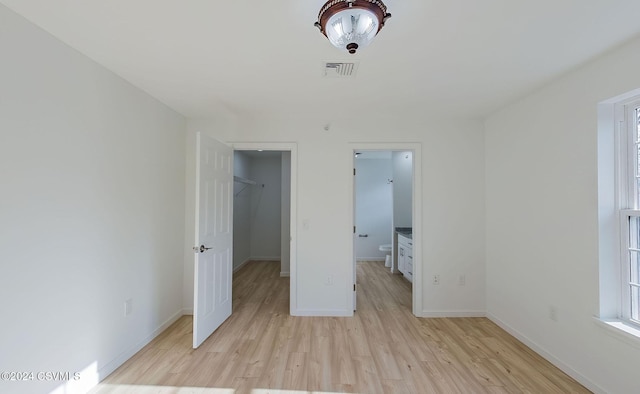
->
[[233, 151, 284, 271], [233, 152, 252, 269], [249, 154, 282, 260]]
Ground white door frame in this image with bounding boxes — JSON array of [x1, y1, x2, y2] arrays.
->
[[230, 142, 298, 315], [348, 143, 423, 316]]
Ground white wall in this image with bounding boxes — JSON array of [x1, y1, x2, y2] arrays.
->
[[233, 151, 252, 270], [355, 158, 393, 260], [186, 115, 486, 316], [393, 152, 413, 228], [485, 36, 640, 393], [249, 155, 282, 260], [281, 152, 291, 276], [0, 5, 186, 394]]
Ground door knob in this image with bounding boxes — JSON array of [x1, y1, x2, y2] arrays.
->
[[192, 245, 213, 253]]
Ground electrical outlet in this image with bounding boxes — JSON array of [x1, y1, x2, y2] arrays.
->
[[458, 274, 466, 286], [433, 274, 440, 285], [325, 275, 334, 286]]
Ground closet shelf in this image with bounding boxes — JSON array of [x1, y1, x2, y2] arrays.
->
[[234, 176, 257, 185], [234, 175, 263, 197]]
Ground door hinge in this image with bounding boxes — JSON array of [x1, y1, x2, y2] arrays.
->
[[354, 284, 357, 291], [353, 168, 356, 176], [353, 226, 356, 234]]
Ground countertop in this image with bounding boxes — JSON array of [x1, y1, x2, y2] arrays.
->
[[395, 227, 412, 239]]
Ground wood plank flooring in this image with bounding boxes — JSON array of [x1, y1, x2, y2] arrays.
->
[[91, 261, 590, 394]]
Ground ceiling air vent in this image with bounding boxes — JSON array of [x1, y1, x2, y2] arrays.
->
[[323, 62, 359, 78]]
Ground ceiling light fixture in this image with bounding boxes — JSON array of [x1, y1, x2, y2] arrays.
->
[[314, 0, 391, 54]]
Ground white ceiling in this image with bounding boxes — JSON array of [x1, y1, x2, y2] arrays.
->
[[4, 0, 640, 121]]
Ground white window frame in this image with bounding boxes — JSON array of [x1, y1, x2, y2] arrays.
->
[[618, 98, 640, 326]]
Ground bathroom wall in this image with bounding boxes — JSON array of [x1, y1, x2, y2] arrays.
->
[[355, 156, 393, 260], [233, 151, 252, 270], [393, 151, 413, 228]]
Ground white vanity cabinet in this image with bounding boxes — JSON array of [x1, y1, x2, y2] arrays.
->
[[397, 234, 413, 283]]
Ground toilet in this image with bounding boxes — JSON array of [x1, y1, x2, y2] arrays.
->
[[379, 244, 392, 267]]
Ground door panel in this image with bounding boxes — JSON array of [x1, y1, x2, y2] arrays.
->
[[193, 133, 233, 349]]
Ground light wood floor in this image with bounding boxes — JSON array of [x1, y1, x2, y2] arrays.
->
[[92, 261, 590, 394]]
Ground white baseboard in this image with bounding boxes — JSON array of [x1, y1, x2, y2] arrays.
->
[[93, 309, 185, 389], [250, 256, 281, 261], [235, 258, 282, 273], [356, 258, 385, 262], [233, 258, 251, 272], [280, 271, 290, 277], [51, 309, 189, 394], [487, 312, 605, 394], [182, 307, 193, 315], [292, 309, 352, 317], [420, 310, 486, 318]]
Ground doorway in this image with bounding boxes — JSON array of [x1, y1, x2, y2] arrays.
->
[[231, 142, 298, 314], [232, 150, 291, 277], [351, 145, 422, 316]]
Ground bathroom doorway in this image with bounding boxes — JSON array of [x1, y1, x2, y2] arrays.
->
[[351, 146, 422, 316]]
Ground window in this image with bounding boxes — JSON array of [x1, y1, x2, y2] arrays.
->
[[620, 99, 640, 325]]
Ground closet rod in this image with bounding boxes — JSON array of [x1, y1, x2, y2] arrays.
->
[[233, 175, 257, 185]]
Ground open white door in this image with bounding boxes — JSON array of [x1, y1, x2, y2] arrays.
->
[[193, 133, 233, 349], [353, 162, 357, 311]]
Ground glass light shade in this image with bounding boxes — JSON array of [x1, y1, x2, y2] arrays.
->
[[315, 0, 391, 55], [325, 8, 379, 54]]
